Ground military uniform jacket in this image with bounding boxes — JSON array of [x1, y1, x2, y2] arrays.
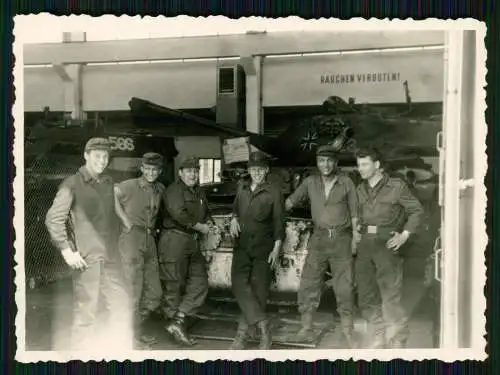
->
[[357, 173, 424, 235], [232, 180, 286, 258], [162, 179, 211, 234], [115, 177, 166, 229], [45, 166, 119, 260]]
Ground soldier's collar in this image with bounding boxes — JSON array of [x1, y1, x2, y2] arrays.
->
[[320, 174, 339, 185], [364, 172, 388, 190], [178, 178, 198, 191], [138, 176, 153, 189], [246, 180, 270, 193], [79, 166, 110, 183]]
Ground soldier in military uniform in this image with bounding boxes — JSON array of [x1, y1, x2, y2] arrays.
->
[[159, 156, 213, 346], [228, 151, 286, 350], [285, 144, 359, 347], [114, 152, 165, 347], [354, 147, 423, 348], [45, 137, 132, 350]]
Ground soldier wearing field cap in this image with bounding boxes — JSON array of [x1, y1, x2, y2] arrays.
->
[[159, 156, 213, 346], [285, 144, 359, 347], [45, 137, 132, 350], [229, 151, 286, 350], [114, 152, 166, 348]]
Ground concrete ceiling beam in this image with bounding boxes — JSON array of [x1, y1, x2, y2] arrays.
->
[[52, 64, 73, 82], [239, 56, 257, 76], [23, 30, 445, 66]]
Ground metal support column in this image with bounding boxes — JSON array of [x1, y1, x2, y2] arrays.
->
[[440, 29, 484, 349], [242, 55, 263, 134], [56, 32, 86, 120]]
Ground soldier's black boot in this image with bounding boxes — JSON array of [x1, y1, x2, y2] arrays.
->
[[229, 319, 249, 350], [165, 312, 196, 347], [257, 319, 272, 350]]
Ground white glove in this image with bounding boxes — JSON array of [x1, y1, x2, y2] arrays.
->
[[61, 248, 88, 271], [230, 217, 241, 238]]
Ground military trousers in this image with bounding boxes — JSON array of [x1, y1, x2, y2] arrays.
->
[[71, 256, 132, 350], [354, 235, 409, 343], [298, 230, 355, 331], [118, 226, 163, 323], [231, 248, 273, 326], [158, 229, 209, 319]]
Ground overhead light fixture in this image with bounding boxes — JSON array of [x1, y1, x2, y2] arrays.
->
[[246, 30, 267, 35]]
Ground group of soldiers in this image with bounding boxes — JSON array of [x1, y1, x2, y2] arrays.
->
[[44, 135, 423, 351]]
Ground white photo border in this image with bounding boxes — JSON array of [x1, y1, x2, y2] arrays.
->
[[12, 15, 488, 363]]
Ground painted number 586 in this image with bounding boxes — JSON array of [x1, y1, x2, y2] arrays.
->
[[108, 136, 135, 151]]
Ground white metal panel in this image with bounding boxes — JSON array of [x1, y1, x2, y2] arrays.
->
[[82, 60, 218, 111], [262, 49, 444, 106], [438, 29, 486, 352], [439, 30, 461, 350], [470, 29, 488, 353], [23, 30, 445, 65], [440, 30, 469, 349], [24, 67, 65, 112]]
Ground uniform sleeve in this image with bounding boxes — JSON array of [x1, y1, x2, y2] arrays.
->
[[232, 182, 242, 218], [345, 177, 359, 219], [154, 183, 167, 228], [163, 184, 197, 229], [114, 180, 131, 204], [272, 188, 286, 241], [158, 182, 166, 196], [286, 177, 310, 208], [45, 181, 74, 251], [200, 188, 214, 224], [398, 181, 424, 233]]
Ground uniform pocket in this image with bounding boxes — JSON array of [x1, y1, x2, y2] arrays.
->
[[306, 231, 320, 251], [158, 230, 194, 262], [183, 190, 202, 212], [358, 193, 368, 205], [251, 196, 273, 222]]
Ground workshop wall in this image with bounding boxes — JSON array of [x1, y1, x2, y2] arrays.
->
[[262, 49, 444, 106], [24, 67, 66, 112], [23, 49, 444, 112]]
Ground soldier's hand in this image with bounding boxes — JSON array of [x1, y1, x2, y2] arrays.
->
[[230, 217, 240, 238], [123, 219, 133, 233], [386, 231, 410, 252], [61, 248, 88, 271], [351, 237, 358, 256], [199, 223, 211, 235], [268, 248, 280, 269], [353, 228, 362, 243]]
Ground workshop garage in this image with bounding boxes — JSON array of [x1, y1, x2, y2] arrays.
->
[[20, 28, 485, 354]]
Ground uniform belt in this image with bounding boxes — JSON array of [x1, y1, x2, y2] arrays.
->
[[314, 226, 350, 239], [131, 225, 155, 235], [168, 228, 200, 241], [359, 224, 398, 236]]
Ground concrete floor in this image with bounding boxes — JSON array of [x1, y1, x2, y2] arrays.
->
[[24, 273, 439, 351]]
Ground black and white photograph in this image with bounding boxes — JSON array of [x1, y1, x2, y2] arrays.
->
[[13, 16, 487, 362]]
